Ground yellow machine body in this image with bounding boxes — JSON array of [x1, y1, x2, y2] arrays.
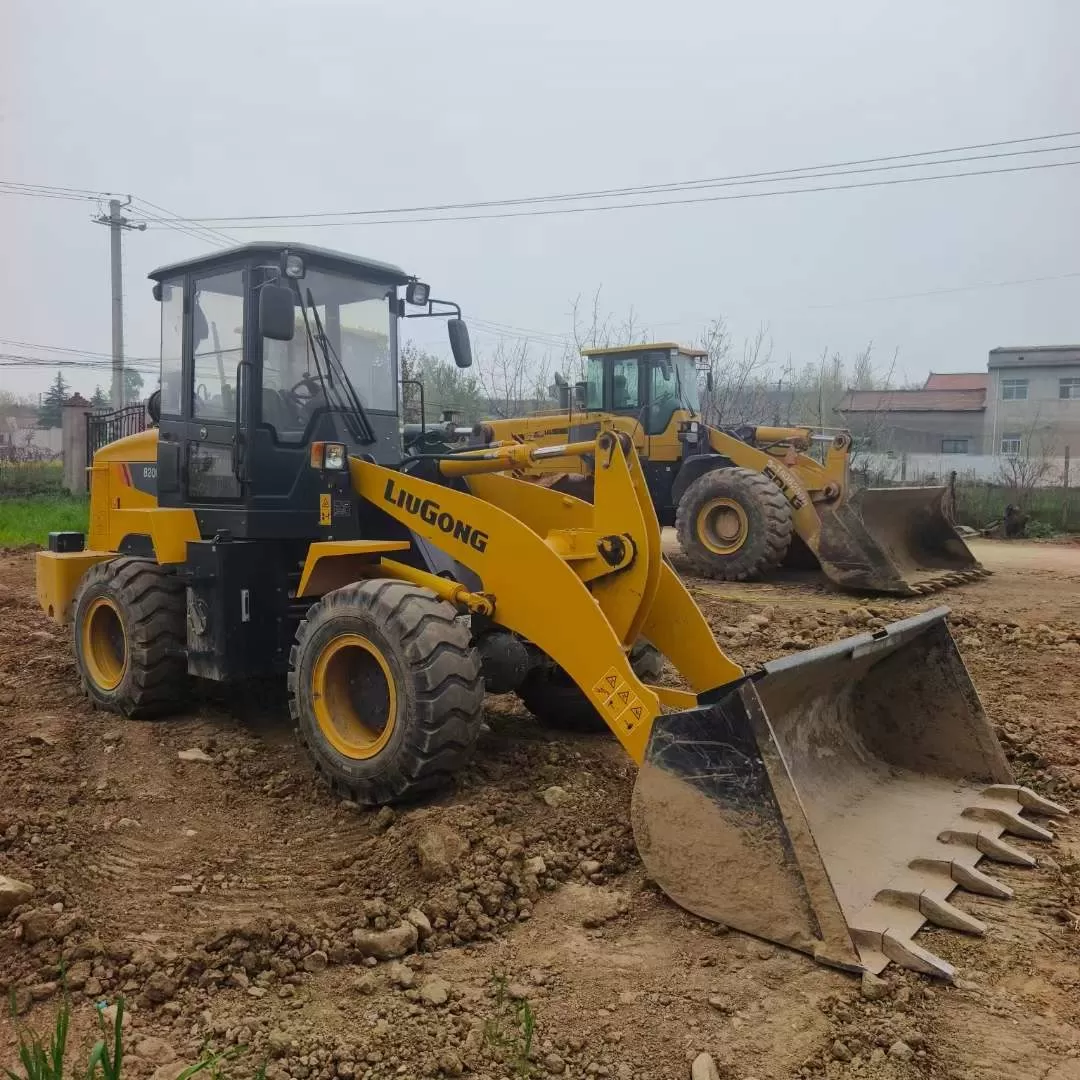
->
[[461, 397, 984, 594]]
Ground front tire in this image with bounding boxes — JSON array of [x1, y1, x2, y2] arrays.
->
[[72, 557, 188, 717], [289, 580, 484, 805], [675, 467, 793, 580], [517, 640, 663, 732]]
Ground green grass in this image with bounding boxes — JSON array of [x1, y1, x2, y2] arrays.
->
[[0, 461, 64, 495], [0, 495, 89, 548], [6, 997, 261, 1080]]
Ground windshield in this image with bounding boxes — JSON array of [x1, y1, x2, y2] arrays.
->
[[263, 268, 396, 440], [647, 351, 701, 434], [672, 353, 701, 413]]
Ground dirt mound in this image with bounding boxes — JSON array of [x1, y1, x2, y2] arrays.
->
[[3, 545, 1080, 1080]]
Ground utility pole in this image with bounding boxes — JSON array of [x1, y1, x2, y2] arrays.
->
[[94, 198, 146, 409]]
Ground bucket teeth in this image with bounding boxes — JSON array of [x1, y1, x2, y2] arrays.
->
[[961, 805, 1056, 841], [876, 888, 986, 935], [938, 828, 1036, 866], [909, 857, 1013, 900], [852, 927, 956, 981], [982, 784, 1070, 818]]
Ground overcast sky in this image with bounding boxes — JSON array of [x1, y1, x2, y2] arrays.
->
[[3, 0, 1079, 400]]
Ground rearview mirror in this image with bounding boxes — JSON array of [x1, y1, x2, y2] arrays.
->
[[259, 284, 295, 341], [448, 319, 473, 369], [706, 371, 714, 392], [573, 382, 587, 409]]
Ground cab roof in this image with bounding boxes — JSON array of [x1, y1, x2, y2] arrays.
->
[[148, 242, 413, 285], [580, 342, 707, 359]]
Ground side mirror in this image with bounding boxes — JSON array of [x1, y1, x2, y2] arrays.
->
[[557, 384, 571, 410], [706, 371, 714, 392], [259, 284, 296, 341], [448, 319, 473, 369], [573, 382, 587, 409]]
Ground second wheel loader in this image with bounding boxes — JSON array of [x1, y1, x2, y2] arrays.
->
[[37, 243, 1061, 983], [447, 343, 986, 596]]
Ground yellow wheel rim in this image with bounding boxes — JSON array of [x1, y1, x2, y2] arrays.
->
[[81, 597, 128, 691], [311, 633, 398, 760], [696, 497, 749, 555]]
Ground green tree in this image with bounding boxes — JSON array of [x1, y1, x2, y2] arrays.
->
[[91, 385, 109, 409], [401, 341, 487, 425], [124, 367, 144, 404], [37, 372, 70, 428]]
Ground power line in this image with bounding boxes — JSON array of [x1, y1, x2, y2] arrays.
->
[[129, 130, 1080, 226], [129, 196, 238, 250], [0, 351, 158, 374], [135, 158, 1080, 231], [0, 337, 157, 363], [0, 180, 125, 202]]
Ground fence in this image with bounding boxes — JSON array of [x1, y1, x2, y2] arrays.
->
[[854, 451, 1073, 487], [87, 403, 147, 464], [851, 453, 1076, 533]]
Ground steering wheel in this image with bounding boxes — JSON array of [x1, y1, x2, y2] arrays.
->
[[286, 374, 322, 405]]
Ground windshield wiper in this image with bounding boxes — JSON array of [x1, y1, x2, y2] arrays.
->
[[295, 286, 376, 446]]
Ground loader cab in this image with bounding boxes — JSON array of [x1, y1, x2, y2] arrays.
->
[[148, 242, 472, 540], [580, 343, 706, 437]]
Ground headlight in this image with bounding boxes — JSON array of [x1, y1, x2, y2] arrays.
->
[[324, 443, 347, 470], [284, 254, 305, 279], [406, 281, 430, 306]]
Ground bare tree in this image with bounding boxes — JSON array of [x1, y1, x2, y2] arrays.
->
[[474, 337, 555, 418], [697, 320, 774, 425], [995, 412, 1058, 506]]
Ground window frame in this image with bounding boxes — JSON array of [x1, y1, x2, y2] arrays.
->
[[609, 356, 642, 412], [1000, 434, 1022, 457], [158, 278, 185, 419], [940, 438, 969, 455], [190, 266, 247, 424], [1059, 377, 1080, 400], [1001, 377, 1029, 401]]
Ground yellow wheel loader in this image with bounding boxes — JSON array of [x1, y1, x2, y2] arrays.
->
[[444, 343, 985, 596], [37, 243, 1061, 982]]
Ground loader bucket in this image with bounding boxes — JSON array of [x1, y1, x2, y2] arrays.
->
[[814, 486, 988, 595], [631, 609, 1067, 979]]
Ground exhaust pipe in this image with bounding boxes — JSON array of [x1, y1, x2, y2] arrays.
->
[[631, 609, 1066, 979]]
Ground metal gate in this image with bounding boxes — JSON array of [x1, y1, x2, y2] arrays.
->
[[87, 403, 147, 463]]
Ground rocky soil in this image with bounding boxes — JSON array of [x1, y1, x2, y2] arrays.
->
[[2, 540, 1079, 1080]]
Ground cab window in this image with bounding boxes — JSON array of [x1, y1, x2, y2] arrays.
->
[[648, 358, 680, 433], [158, 280, 184, 417], [611, 357, 640, 410], [585, 356, 604, 410], [191, 269, 245, 421]]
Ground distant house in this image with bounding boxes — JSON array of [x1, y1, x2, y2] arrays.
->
[[923, 372, 989, 392], [837, 346, 1080, 461], [986, 345, 1080, 457], [835, 383, 987, 455]]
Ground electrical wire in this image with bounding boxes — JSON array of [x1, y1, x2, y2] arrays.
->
[[128, 131, 1080, 227], [132, 158, 1080, 231], [0, 180, 125, 202], [129, 196, 238, 250]]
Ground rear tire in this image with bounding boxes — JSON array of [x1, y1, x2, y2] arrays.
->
[[675, 467, 793, 581], [72, 557, 188, 717], [517, 640, 663, 732], [289, 580, 484, 805]]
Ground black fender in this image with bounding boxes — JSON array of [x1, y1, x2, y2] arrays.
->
[[671, 454, 735, 508]]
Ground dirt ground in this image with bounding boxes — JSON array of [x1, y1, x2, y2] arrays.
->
[[2, 537, 1079, 1080]]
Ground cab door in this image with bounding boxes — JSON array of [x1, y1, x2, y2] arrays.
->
[[607, 354, 647, 457], [182, 267, 248, 505]]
